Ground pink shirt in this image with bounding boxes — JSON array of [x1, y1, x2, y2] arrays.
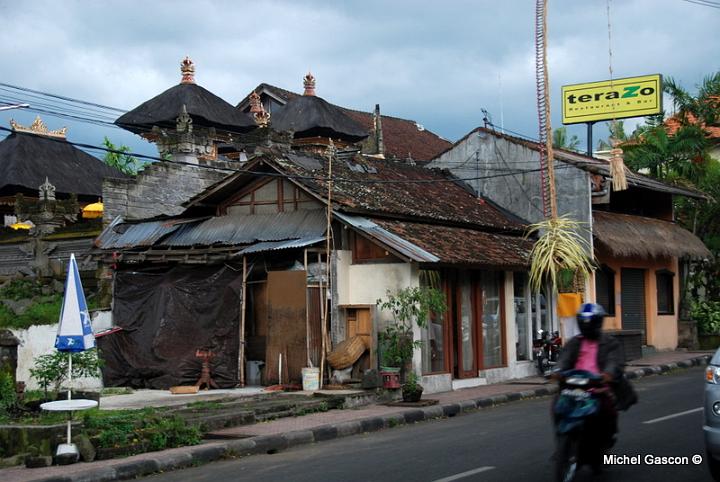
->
[[575, 338, 600, 374]]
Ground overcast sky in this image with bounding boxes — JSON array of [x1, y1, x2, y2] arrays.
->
[[0, 0, 717, 159]]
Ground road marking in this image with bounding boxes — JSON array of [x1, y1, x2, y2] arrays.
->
[[642, 407, 703, 424], [432, 466, 496, 482]]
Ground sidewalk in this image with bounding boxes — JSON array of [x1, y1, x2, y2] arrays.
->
[[1, 350, 712, 482]]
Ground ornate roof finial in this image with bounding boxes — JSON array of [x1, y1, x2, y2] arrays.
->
[[180, 56, 195, 84], [303, 71, 316, 96], [249, 91, 271, 126], [39, 177, 56, 202], [10, 116, 67, 138], [249, 91, 263, 114]]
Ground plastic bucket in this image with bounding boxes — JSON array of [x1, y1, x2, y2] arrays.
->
[[302, 367, 320, 391]]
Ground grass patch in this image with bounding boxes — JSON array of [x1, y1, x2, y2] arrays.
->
[[0, 295, 63, 330], [187, 400, 224, 410], [101, 387, 134, 396]]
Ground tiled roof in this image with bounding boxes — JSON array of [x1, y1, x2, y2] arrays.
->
[[237, 84, 451, 162], [665, 113, 720, 139], [273, 152, 525, 233], [371, 218, 532, 268]]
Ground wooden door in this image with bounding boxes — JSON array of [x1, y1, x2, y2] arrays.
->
[[346, 307, 373, 372]]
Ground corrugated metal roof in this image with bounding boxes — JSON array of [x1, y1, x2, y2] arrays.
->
[[96, 218, 202, 249], [236, 236, 326, 255], [161, 209, 327, 247], [96, 210, 328, 250], [334, 212, 440, 262]]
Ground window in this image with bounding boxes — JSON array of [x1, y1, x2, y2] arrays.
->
[[352, 233, 395, 263], [656, 269, 675, 315], [595, 265, 615, 316], [420, 271, 447, 374]]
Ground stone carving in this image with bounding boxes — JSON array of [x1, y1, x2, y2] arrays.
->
[[303, 72, 316, 96]]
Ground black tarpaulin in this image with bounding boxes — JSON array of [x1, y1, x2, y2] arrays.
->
[[99, 265, 242, 389]]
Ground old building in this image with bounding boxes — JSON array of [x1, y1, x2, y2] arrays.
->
[[0, 117, 124, 277], [428, 127, 710, 352], [94, 81, 535, 393]]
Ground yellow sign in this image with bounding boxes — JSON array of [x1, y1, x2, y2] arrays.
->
[[561, 74, 662, 124]]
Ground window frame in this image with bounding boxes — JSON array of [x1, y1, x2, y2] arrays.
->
[[656, 269, 675, 315]]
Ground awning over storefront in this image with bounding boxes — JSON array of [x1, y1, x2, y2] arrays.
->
[[593, 211, 711, 259]]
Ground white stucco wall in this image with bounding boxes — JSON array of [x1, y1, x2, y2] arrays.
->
[[11, 311, 110, 390]]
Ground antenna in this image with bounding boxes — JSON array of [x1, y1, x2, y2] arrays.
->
[[481, 108, 493, 129]]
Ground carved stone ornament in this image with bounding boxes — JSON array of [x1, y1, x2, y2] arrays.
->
[[10, 116, 67, 138], [176, 104, 193, 134], [39, 177, 56, 202], [249, 92, 271, 127]]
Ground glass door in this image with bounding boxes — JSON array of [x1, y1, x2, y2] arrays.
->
[[454, 271, 477, 378]]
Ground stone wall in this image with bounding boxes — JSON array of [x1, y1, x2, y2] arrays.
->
[[103, 159, 234, 223]]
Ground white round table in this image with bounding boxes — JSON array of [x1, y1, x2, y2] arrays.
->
[[40, 399, 98, 411], [41, 399, 98, 458]]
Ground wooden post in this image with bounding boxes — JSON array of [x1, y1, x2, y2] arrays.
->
[[239, 256, 247, 387], [305, 249, 312, 367]]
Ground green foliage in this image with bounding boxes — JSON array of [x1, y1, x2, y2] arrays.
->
[[29, 349, 103, 396], [402, 372, 421, 393], [82, 408, 201, 452], [377, 287, 447, 368], [102, 137, 146, 175], [692, 301, 720, 335], [0, 279, 44, 300], [553, 127, 580, 152], [0, 295, 63, 330], [0, 372, 17, 419]]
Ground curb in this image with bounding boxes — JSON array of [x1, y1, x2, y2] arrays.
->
[[27, 354, 711, 482]]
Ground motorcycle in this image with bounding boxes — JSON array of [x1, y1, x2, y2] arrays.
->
[[552, 370, 613, 482], [533, 329, 562, 376]]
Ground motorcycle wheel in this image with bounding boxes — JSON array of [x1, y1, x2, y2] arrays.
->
[[555, 434, 579, 482]]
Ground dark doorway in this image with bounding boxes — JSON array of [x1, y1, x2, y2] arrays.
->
[[621, 268, 647, 344]]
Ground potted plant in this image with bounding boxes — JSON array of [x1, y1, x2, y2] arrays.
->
[[377, 286, 446, 389], [401, 372, 423, 402]]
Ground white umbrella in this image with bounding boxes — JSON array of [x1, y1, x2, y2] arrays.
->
[[46, 253, 97, 458]]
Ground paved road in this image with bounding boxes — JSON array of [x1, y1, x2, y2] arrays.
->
[[146, 366, 711, 481]]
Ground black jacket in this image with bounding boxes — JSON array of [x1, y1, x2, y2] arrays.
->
[[557, 333, 624, 380]]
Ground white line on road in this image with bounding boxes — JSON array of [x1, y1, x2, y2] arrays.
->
[[432, 466, 496, 482], [642, 407, 703, 424]]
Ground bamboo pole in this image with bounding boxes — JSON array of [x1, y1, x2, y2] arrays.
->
[[239, 256, 247, 387], [305, 249, 312, 367], [320, 144, 333, 389]]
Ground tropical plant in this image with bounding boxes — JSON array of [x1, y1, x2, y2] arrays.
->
[[526, 216, 594, 293], [0, 371, 17, 419], [692, 301, 720, 335], [553, 127, 580, 152], [377, 287, 447, 369], [29, 349, 103, 397], [102, 137, 146, 175]]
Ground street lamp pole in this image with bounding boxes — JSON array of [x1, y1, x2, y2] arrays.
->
[[0, 103, 29, 112]]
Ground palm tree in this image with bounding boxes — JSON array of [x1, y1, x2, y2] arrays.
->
[[552, 127, 580, 152], [665, 72, 720, 128]]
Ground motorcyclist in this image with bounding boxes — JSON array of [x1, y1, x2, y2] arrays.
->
[[553, 302, 624, 448]]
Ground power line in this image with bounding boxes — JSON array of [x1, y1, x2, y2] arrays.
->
[[0, 82, 126, 113], [680, 0, 720, 8], [0, 125, 573, 185]]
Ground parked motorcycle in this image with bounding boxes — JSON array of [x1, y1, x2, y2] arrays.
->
[[533, 329, 562, 376], [553, 370, 613, 482]]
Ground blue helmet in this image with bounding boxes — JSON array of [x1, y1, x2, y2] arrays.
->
[[577, 303, 606, 340]]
